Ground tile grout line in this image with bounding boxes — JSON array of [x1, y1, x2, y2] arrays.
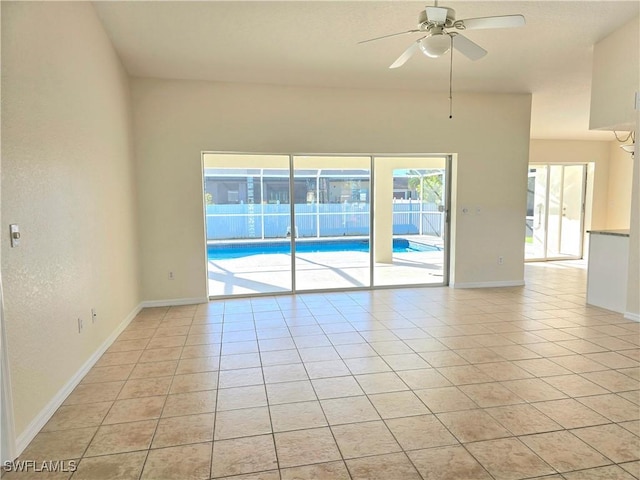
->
[[19, 263, 639, 480], [285, 295, 354, 479], [136, 306, 189, 480], [252, 303, 283, 479]]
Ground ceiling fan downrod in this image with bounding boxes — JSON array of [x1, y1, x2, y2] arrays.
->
[[449, 34, 453, 119]]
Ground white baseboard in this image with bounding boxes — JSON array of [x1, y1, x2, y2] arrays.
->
[[15, 302, 143, 456], [141, 297, 209, 308], [624, 311, 640, 322], [451, 280, 525, 289]]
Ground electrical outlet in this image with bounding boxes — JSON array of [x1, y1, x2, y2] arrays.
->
[[498, 256, 504, 265], [91, 308, 97, 323], [168, 271, 175, 280], [78, 318, 83, 333]]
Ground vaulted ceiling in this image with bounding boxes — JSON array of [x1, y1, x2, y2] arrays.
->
[[93, 1, 639, 140]]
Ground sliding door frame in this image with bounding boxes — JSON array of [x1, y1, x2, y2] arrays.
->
[[525, 163, 587, 262], [203, 151, 452, 299], [370, 154, 452, 289]]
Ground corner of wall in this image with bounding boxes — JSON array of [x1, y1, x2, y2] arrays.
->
[[605, 139, 634, 229], [14, 303, 142, 456], [625, 111, 640, 318]]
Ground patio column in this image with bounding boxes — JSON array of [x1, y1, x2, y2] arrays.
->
[[373, 162, 393, 263]]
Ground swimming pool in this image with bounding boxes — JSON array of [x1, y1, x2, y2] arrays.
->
[[207, 238, 441, 260]]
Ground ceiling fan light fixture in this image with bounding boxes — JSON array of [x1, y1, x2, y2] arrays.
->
[[620, 143, 634, 156], [420, 33, 451, 58]]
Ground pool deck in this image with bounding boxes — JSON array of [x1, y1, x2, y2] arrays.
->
[[207, 235, 445, 297]]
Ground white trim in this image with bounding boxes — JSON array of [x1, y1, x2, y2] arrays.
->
[[0, 353, 16, 463], [624, 311, 640, 322], [450, 280, 525, 289], [14, 303, 143, 456], [1, 279, 17, 464], [141, 297, 208, 308]]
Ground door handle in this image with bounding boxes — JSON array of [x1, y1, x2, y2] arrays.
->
[[537, 204, 543, 228]]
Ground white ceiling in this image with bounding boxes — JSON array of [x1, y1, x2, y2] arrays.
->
[[93, 1, 639, 141]]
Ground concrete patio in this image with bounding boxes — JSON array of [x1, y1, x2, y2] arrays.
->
[[207, 236, 445, 297]]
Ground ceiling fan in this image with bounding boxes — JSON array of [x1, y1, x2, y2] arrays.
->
[[359, 2, 526, 69]]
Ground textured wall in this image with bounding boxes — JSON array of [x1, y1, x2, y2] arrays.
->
[[1, 2, 140, 436], [606, 141, 634, 230], [590, 16, 639, 131], [625, 112, 639, 319], [131, 78, 532, 297]]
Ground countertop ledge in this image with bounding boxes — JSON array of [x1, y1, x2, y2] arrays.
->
[[588, 229, 630, 237]]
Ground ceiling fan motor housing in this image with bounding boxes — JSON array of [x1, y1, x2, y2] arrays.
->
[[418, 7, 456, 29]]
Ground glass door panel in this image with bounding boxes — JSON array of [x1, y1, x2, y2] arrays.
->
[[546, 165, 563, 258], [373, 157, 448, 287], [560, 165, 586, 257], [203, 153, 292, 296], [292, 156, 371, 291], [525, 164, 586, 261], [526, 166, 547, 260]]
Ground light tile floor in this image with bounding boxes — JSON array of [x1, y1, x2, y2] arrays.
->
[[4, 261, 640, 479]]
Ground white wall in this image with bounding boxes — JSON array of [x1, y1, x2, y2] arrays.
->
[[1, 2, 141, 445], [587, 15, 639, 319], [626, 111, 639, 320], [590, 16, 639, 131], [132, 78, 531, 296], [606, 140, 634, 229]]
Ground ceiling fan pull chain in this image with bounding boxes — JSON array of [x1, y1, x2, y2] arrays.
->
[[448, 34, 453, 118]]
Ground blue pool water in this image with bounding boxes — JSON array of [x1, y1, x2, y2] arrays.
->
[[208, 238, 441, 260]]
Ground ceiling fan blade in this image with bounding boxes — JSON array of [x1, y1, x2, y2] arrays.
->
[[389, 39, 422, 69], [452, 34, 487, 61], [358, 29, 421, 44], [457, 14, 525, 30], [426, 6, 448, 24]]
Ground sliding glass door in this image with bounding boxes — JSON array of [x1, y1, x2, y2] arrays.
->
[[293, 156, 371, 291], [373, 157, 448, 287], [526, 164, 586, 261], [204, 154, 292, 296], [558, 165, 586, 257], [204, 153, 450, 297]]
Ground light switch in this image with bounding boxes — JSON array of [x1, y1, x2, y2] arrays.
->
[[10, 224, 20, 247]]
